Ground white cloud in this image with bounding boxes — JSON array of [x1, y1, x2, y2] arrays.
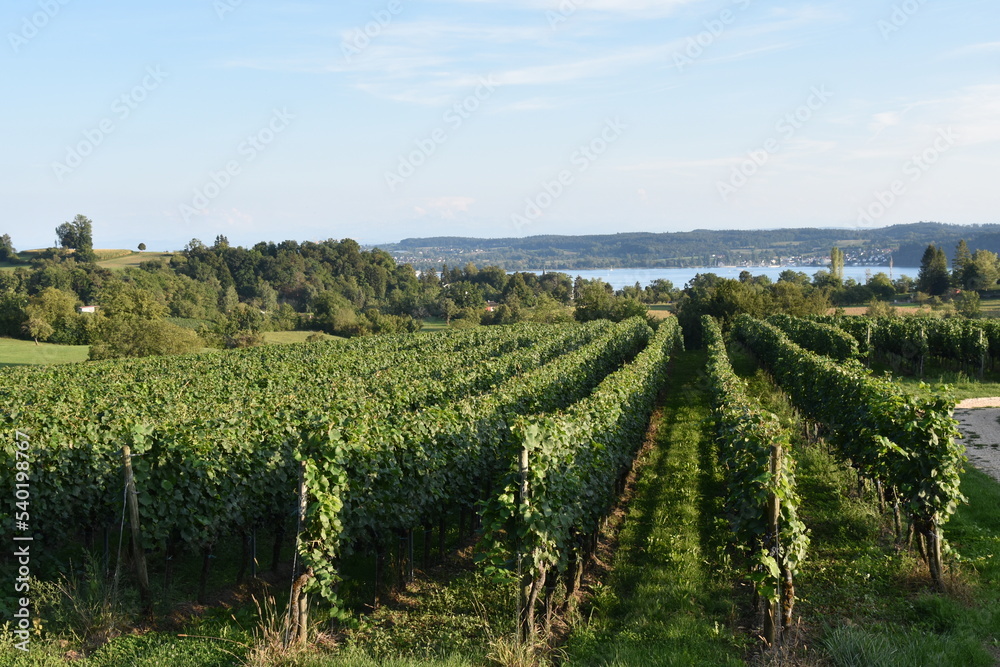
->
[[948, 41, 1000, 57], [414, 196, 476, 219], [437, 0, 706, 18], [868, 112, 900, 138]]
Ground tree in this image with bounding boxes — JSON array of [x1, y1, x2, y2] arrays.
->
[[22, 316, 53, 345], [96, 282, 167, 320], [138, 243, 147, 251], [812, 270, 841, 289], [214, 302, 266, 348], [574, 281, 647, 323], [438, 297, 458, 325], [953, 239, 972, 287], [219, 285, 239, 314], [88, 317, 203, 360], [965, 250, 1000, 291], [866, 272, 895, 301], [916, 244, 949, 296], [771, 281, 830, 316], [894, 275, 915, 295], [777, 270, 810, 286], [524, 294, 573, 324], [311, 291, 365, 337], [55, 214, 95, 261], [23, 287, 83, 344], [865, 299, 895, 317], [501, 273, 534, 307], [955, 290, 981, 318], [643, 279, 675, 303], [0, 234, 15, 262], [831, 246, 845, 282]]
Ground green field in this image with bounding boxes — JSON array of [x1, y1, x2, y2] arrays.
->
[[0, 331, 346, 369], [0, 337, 89, 366], [261, 330, 341, 344], [420, 316, 448, 331], [97, 250, 174, 270], [1, 249, 175, 271], [646, 304, 672, 319]]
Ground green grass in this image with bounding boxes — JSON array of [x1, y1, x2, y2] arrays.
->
[[646, 304, 673, 320], [877, 362, 1000, 401], [261, 330, 341, 344], [564, 350, 747, 665], [0, 337, 89, 366], [0, 250, 171, 271], [420, 317, 448, 332], [91, 249, 135, 261], [96, 251, 174, 270]]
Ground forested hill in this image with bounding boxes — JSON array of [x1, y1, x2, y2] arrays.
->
[[378, 222, 1000, 270]]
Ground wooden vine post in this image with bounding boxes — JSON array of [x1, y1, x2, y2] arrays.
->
[[763, 441, 780, 647], [517, 445, 533, 642], [980, 328, 986, 379], [866, 321, 873, 366], [774, 442, 796, 635], [286, 461, 313, 647], [122, 445, 151, 612]]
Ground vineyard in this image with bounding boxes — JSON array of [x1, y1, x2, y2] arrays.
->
[[2, 314, 998, 665], [1, 319, 684, 642]]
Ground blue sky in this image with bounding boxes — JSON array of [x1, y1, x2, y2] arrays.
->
[[2, 0, 998, 251]]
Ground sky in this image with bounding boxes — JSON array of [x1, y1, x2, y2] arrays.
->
[[2, 0, 998, 251]]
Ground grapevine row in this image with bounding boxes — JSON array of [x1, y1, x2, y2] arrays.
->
[[298, 317, 656, 609], [478, 318, 682, 636], [766, 314, 859, 361], [733, 315, 964, 588], [703, 315, 807, 643], [0, 324, 600, 584], [814, 315, 997, 375]]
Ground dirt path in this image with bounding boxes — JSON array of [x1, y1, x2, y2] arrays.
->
[[952, 402, 1000, 484]]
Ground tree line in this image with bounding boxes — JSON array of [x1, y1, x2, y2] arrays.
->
[[0, 218, 671, 360]]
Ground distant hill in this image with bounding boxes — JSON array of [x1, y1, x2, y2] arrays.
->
[[375, 223, 1000, 270]]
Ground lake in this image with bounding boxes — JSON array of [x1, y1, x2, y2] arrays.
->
[[517, 266, 917, 291]]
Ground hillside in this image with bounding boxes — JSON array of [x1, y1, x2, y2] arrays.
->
[[377, 222, 1000, 270]]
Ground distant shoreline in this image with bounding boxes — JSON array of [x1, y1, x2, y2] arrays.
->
[[513, 265, 909, 273]]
